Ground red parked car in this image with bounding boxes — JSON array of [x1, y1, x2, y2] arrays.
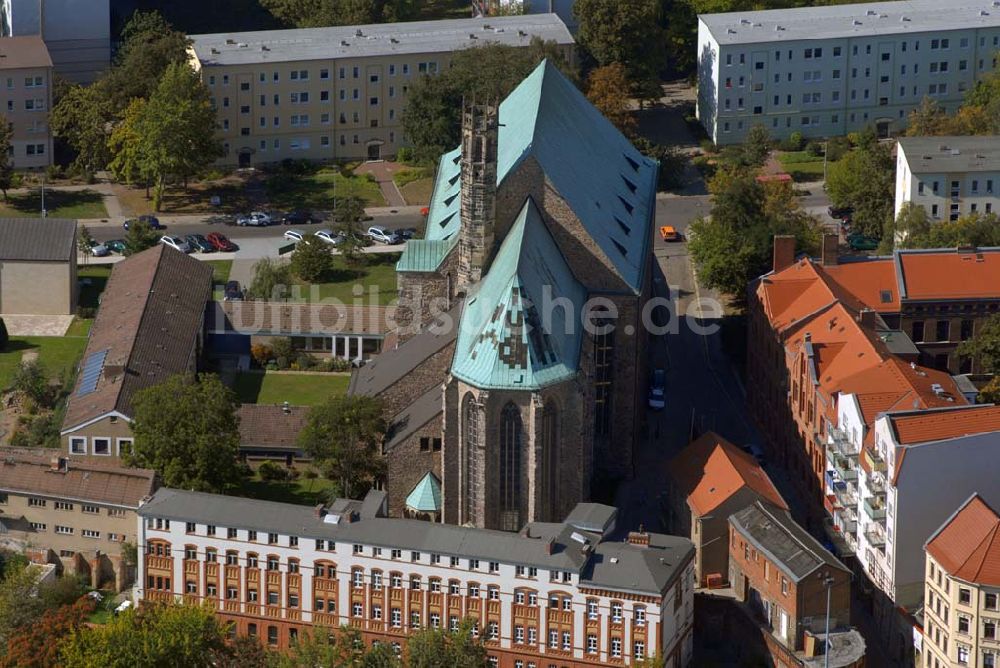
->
[[206, 232, 237, 252]]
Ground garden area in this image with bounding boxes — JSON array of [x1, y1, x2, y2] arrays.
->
[[230, 370, 350, 406], [263, 161, 386, 210], [0, 189, 108, 219], [292, 252, 399, 305], [237, 464, 338, 506], [393, 166, 436, 205]]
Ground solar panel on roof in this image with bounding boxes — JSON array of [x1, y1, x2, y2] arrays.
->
[[77, 349, 109, 397]]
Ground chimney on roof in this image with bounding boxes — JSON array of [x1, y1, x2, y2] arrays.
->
[[545, 539, 556, 555], [50, 456, 68, 473], [314, 504, 325, 517], [857, 308, 878, 329], [820, 233, 839, 266], [627, 528, 650, 548], [773, 235, 797, 273]]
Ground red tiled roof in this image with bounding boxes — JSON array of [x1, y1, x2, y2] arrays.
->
[[889, 405, 1000, 445], [926, 494, 1000, 586], [0, 451, 155, 507], [667, 431, 787, 517], [838, 358, 967, 423], [898, 249, 1000, 301], [820, 259, 899, 312]]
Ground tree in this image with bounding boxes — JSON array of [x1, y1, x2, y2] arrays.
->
[[104, 11, 191, 111], [741, 124, 772, 168], [402, 40, 576, 164], [108, 98, 152, 190], [10, 359, 49, 406], [290, 235, 333, 282], [260, 0, 417, 28], [298, 395, 387, 499], [586, 63, 635, 135], [272, 626, 399, 667], [59, 603, 229, 668], [0, 563, 46, 653], [575, 0, 666, 100], [959, 314, 1000, 374], [825, 137, 894, 239], [905, 97, 954, 136], [0, 318, 8, 352], [50, 82, 115, 176], [247, 257, 291, 300], [406, 619, 488, 668], [126, 373, 242, 492], [881, 201, 931, 252], [77, 225, 95, 264], [978, 376, 1000, 405], [632, 137, 686, 191], [0, 115, 13, 201], [123, 218, 160, 256], [2, 598, 95, 668], [212, 635, 274, 668]]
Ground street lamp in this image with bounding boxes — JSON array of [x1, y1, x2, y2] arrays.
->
[[819, 571, 836, 668], [40, 172, 47, 218]]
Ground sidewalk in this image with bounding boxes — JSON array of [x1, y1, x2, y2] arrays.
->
[[355, 161, 407, 207]]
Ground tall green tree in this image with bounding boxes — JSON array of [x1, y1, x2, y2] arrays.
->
[[958, 314, 1000, 374], [59, 604, 229, 668], [905, 97, 954, 136], [273, 626, 399, 668], [3, 598, 95, 668], [123, 218, 161, 256], [402, 40, 576, 164], [407, 619, 488, 668], [825, 136, 894, 239], [0, 115, 13, 201], [574, 0, 665, 101], [290, 235, 333, 282], [298, 395, 387, 499], [586, 63, 635, 135], [104, 10, 191, 111], [126, 373, 242, 492], [0, 563, 46, 655], [247, 257, 291, 300], [49, 82, 115, 176], [741, 124, 772, 168], [108, 98, 153, 190]]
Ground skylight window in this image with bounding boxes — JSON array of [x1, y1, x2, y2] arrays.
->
[[617, 196, 635, 215]]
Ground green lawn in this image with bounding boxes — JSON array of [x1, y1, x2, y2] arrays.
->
[[0, 189, 108, 219], [77, 265, 113, 310], [394, 167, 435, 206], [265, 166, 386, 210], [65, 318, 92, 337], [777, 151, 829, 182], [291, 253, 399, 305], [236, 473, 338, 506], [0, 337, 88, 389], [204, 259, 232, 283], [231, 371, 350, 406], [85, 591, 118, 625]]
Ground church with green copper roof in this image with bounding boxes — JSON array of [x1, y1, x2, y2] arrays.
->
[[350, 60, 658, 531]]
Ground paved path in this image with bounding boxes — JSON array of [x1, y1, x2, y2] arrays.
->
[[355, 161, 407, 207]]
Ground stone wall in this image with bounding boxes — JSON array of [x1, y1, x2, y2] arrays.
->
[[384, 413, 444, 519]]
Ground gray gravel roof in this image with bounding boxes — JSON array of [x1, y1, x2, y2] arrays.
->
[[0, 218, 76, 262], [190, 14, 573, 66], [897, 136, 1000, 174], [700, 0, 1000, 46]]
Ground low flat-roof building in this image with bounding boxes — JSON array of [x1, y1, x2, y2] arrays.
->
[[895, 136, 1000, 221], [60, 245, 214, 458], [138, 488, 695, 666], [0, 217, 76, 316]]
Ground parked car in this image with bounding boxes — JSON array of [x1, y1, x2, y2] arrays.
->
[[367, 225, 400, 244], [660, 225, 681, 242], [236, 211, 271, 226], [184, 234, 215, 253], [848, 233, 878, 251], [206, 232, 237, 252], [123, 214, 164, 231], [88, 241, 109, 257], [394, 227, 418, 240], [224, 280, 243, 301], [283, 229, 305, 242], [105, 238, 127, 254], [648, 368, 666, 410], [314, 229, 344, 245], [828, 205, 853, 220], [281, 210, 316, 225], [159, 235, 192, 253]]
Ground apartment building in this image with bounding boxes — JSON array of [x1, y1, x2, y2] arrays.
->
[[187, 15, 574, 167], [137, 488, 696, 667], [729, 501, 864, 668], [0, 36, 52, 168], [895, 136, 1000, 221], [1, 0, 110, 83], [696, 0, 1000, 145], [922, 494, 1000, 668], [0, 452, 156, 590]]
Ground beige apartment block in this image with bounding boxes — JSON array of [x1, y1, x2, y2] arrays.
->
[[922, 494, 1000, 668], [187, 14, 574, 167], [0, 36, 53, 168]]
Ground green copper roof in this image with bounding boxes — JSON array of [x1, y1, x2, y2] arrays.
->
[[397, 60, 658, 291], [397, 147, 461, 272], [451, 199, 586, 390], [405, 472, 442, 513], [395, 239, 455, 273]]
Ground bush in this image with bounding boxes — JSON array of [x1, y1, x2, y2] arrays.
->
[[302, 468, 318, 480], [237, 460, 254, 477], [250, 343, 273, 367], [270, 337, 294, 361], [396, 146, 414, 163], [257, 460, 287, 482], [45, 164, 64, 181], [826, 136, 852, 162], [699, 139, 717, 154], [11, 360, 49, 406], [788, 131, 804, 151], [805, 141, 824, 158], [76, 306, 97, 319], [295, 353, 315, 370], [275, 356, 290, 370]]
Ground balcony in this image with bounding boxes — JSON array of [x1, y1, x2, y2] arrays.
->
[[828, 451, 859, 481], [834, 484, 858, 510], [866, 526, 887, 548], [828, 428, 859, 457], [863, 449, 886, 473], [863, 498, 887, 521]]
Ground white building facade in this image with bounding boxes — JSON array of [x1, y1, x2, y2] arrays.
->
[[895, 136, 1000, 221], [696, 0, 1000, 145], [1, 0, 110, 83], [137, 488, 695, 667]]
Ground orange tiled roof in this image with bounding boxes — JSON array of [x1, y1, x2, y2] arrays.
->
[[898, 249, 1000, 301], [838, 358, 967, 423], [667, 431, 787, 517], [889, 405, 1000, 445], [926, 494, 1000, 586], [758, 260, 840, 333], [820, 259, 899, 312]]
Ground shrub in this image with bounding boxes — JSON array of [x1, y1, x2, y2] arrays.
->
[[396, 146, 414, 163], [11, 360, 49, 406], [805, 141, 824, 157], [250, 343, 273, 367], [287, 467, 300, 480], [699, 139, 717, 154], [45, 164, 64, 181], [257, 460, 287, 482], [788, 131, 804, 151], [302, 468, 318, 480], [826, 136, 852, 162], [76, 306, 97, 319], [236, 460, 253, 477], [270, 337, 294, 361], [296, 353, 315, 370], [275, 356, 289, 370]]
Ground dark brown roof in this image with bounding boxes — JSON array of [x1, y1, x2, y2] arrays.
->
[[385, 387, 443, 450], [0, 37, 52, 70], [209, 301, 392, 336], [61, 246, 214, 431], [0, 218, 76, 262], [0, 451, 156, 507], [237, 404, 308, 451]]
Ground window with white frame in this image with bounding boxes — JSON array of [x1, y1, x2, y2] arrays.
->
[[70, 437, 86, 454]]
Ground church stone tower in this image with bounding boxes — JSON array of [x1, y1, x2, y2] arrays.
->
[[457, 99, 499, 292]]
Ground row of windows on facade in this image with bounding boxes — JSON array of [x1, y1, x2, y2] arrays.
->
[[917, 179, 996, 196], [5, 98, 45, 112], [910, 318, 978, 345], [219, 108, 398, 129], [4, 76, 45, 88], [221, 132, 396, 156], [68, 435, 132, 456], [721, 105, 924, 133], [20, 520, 123, 541], [14, 495, 127, 517], [722, 35, 1000, 68], [924, 614, 998, 667], [212, 85, 407, 109], [723, 81, 963, 114], [724, 58, 974, 90], [145, 530, 572, 581], [925, 647, 996, 668], [206, 61, 438, 88]]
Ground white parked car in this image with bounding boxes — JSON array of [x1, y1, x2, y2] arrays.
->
[[159, 235, 192, 253], [88, 242, 110, 257], [283, 229, 305, 242], [314, 230, 344, 245], [237, 211, 271, 226], [367, 225, 401, 245]]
